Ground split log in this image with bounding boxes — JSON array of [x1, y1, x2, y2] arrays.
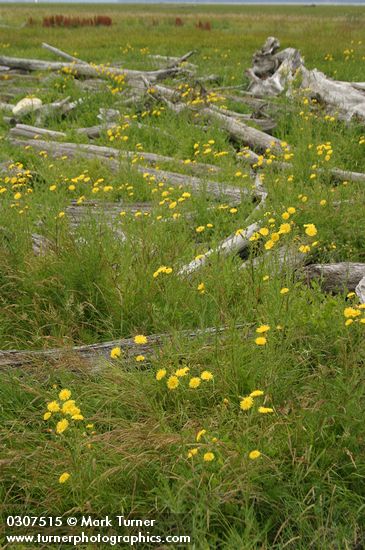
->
[[246, 37, 365, 123], [0, 324, 245, 369], [302, 263, 365, 293]]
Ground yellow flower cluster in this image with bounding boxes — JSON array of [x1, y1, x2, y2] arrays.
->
[[187, 428, 217, 462], [153, 265, 173, 278], [343, 304, 365, 326], [44, 389, 85, 431], [156, 366, 214, 390], [249, 207, 296, 251]]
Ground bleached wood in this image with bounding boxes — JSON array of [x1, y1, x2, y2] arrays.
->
[[0, 324, 244, 368]]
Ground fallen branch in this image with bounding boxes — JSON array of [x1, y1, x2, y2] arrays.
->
[[42, 42, 86, 64], [178, 221, 260, 276], [178, 174, 267, 276]]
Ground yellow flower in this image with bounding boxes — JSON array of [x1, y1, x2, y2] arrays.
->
[[264, 240, 275, 250], [197, 282, 205, 294], [299, 245, 310, 253], [47, 401, 60, 413], [189, 377, 201, 389], [203, 452, 215, 462], [58, 472, 70, 484], [258, 406, 274, 414], [175, 367, 190, 377], [134, 334, 147, 344], [43, 412, 52, 420], [56, 418, 69, 434], [280, 288, 289, 295], [304, 224, 317, 237], [200, 371, 213, 381], [255, 336, 267, 346], [196, 429, 206, 441], [135, 355, 145, 362], [320, 199, 327, 206], [259, 227, 269, 236], [282, 212, 290, 220], [262, 275, 269, 281], [156, 368, 167, 380], [249, 450, 261, 460], [344, 307, 360, 318], [59, 389, 71, 401], [187, 448, 199, 458], [240, 396, 254, 410], [250, 390, 264, 398], [345, 319, 354, 326], [71, 414, 84, 421], [279, 223, 291, 234], [256, 324, 270, 334], [167, 376, 179, 390], [287, 207, 296, 214], [110, 346, 121, 359], [196, 225, 205, 233], [62, 401, 80, 416]]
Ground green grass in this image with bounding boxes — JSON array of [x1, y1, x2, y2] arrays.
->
[[0, 4, 365, 549]]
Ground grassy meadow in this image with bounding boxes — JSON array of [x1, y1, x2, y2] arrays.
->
[[0, 4, 365, 548]]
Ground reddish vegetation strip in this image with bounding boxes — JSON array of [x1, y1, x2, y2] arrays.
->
[[42, 15, 112, 28]]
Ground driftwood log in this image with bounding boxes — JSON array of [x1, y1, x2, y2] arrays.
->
[[246, 37, 365, 123], [0, 54, 189, 84], [0, 324, 245, 369], [8, 130, 219, 174], [9, 137, 247, 203], [303, 263, 365, 293]]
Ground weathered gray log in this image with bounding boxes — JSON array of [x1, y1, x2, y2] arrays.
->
[[9, 134, 219, 174], [241, 244, 305, 273], [10, 137, 244, 202], [208, 105, 276, 132], [302, 263, 365, 292], [178, 221, 260, 276], [10, 123, 66, 140], [31, 233, 52, 256], [0, 324, 245, 369], [246, 37, 365, 123], [0, 54, 187, 83], [355, 276, 365, 304], [0, 101, 13, 113], [201, 107, 282, 152]]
